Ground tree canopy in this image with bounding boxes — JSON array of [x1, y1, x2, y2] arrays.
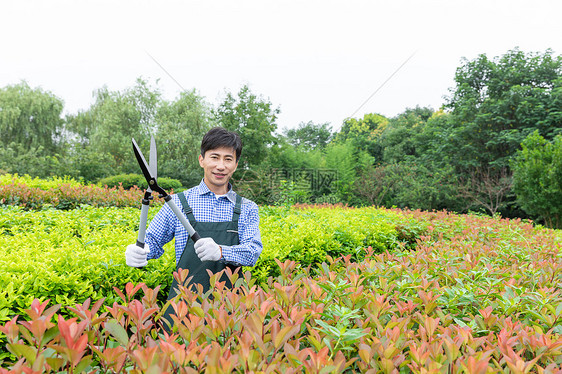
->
[[445, 48, 562, 171], [283, 121, 332, 150], [0, 82, 64, 155], [214, 85, 280, 169], [511, 131, 562, 228]]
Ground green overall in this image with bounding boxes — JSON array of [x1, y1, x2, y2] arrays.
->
[[162, 193, 242, 327]]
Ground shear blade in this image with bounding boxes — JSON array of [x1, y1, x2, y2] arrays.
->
[[132, 138, 156, 185], [147, 136, 157, 193]]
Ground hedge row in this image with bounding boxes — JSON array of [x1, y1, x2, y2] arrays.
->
[[0, 206, 175, 325], [0, 178, 164, 210], [2, 209, 562, 372], [255, 205, 406, 282], [98, 173, 183, 192], [0, 174, 83, 190], [0, 173, 185, 210], [0, 205, 411, 325], [0, 182, 156, 210]]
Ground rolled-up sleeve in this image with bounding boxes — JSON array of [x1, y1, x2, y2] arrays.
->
[[221, 201, 262, 267]]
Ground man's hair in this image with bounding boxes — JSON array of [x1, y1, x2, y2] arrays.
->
[[201, 127, 243, 161]]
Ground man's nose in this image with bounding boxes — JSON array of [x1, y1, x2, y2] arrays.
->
[[216, 159, 225, 169]]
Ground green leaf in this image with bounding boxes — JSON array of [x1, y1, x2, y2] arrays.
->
[[46, 357, 65, 372], [7, 343, 37, 364], [74, 355, 93, 374], [525, 309, 547, 323], [105, 320, 129, 346], [555, 302, 562, 317], [453, 318, 468, 328], [41, 326, 60, 346], [341, 328, 367, 342], [273, 325, 299, 349]]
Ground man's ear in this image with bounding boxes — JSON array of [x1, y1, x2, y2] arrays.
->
[[198, 153, 204, 167]]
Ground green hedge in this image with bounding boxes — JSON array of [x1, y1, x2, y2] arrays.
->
[[0, 204, 414, 322], [0, 206, 175, 323], [2, 208, 562, 371], [254, 205, 405, 283], [0, 173, 83, 190], [98, 174, 183, 192]]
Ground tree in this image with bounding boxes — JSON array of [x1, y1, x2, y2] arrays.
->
[[457, 167, 513, 215], [353, 164, 395, 207], [0, 82, 63, 155], [214, 85, 280, 168], [391, 162, 460, 211], [0, 143, 67, 179], [156, 90, 212, 187], [410, 110, 456, 168], [445, 48, 562, 172], [334, 113, 388, 161], [324, 138, 373, 205], [439, 48, 562, 217], [511, 131, 562, 228], [266, 135, 325, 170], [65, 78, 161, 178], [380, 106, 434, 164], [0, 82, 65, 176], [283, 121, 332, 150], [0, 81, 65, 154]]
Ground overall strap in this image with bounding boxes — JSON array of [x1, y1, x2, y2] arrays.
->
[[177, 192, 197, 224], [232, 194, 242, 224]]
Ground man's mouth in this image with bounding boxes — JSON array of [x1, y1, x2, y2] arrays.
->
[[213, 173, 226, 179]]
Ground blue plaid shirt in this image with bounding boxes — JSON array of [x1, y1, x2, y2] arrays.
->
[[145, 179, 262, 267]]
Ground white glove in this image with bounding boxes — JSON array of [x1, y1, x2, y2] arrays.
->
[[194, 238, 222, 262], [125, 244, 150, 267]]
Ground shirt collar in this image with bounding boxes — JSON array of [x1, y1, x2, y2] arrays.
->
[[197, 179, 237, 204]]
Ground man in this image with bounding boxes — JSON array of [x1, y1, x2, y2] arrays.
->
[[125, 127, 262, 322]]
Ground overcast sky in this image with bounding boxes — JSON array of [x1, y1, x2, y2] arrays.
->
[[1, 0, 560, 132]]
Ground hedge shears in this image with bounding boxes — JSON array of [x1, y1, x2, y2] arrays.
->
[[132, 137, 201, 250]]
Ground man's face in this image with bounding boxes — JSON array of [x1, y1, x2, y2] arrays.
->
[[199, 147, 238, 193]]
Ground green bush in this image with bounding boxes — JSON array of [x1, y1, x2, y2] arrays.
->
[[511, 131, 562, 228], [0, 205, 175, 323], [253, 205, 405, 283], [151, 176, 183, 192], [0, 204, 409, 321], [2, 208, 562, 372], [98, 174, 144, 190], [98, 173, 183, 192], [0, 173, 83, 190]]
